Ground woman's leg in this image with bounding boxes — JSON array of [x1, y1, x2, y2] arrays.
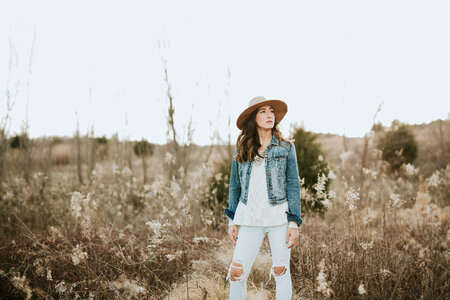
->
[[267, 223, 292, 299], [227, 226, 264, 300]]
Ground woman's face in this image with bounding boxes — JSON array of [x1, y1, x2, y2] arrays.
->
[[255, 105, 275, 130]]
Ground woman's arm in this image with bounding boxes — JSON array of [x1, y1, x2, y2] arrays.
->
[[285, 141, 303, 226], [224, 149, 241, 221]]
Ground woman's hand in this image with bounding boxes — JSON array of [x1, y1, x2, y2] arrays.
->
[[286, 227, 299, 248], [228, 225, 239, 245]]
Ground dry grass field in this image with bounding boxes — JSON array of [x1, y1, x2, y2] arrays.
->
[[0, 120, 449, 299]]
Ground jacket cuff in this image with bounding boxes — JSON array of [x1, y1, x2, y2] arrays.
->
[[224, 208, 235, 221]]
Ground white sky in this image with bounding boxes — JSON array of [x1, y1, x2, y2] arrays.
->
[[1, 0, 449, 145]]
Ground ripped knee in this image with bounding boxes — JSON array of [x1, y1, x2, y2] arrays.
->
[[273, 266, 286, 276], [227, 259, 246, 282], [270, 265, 288, 280]]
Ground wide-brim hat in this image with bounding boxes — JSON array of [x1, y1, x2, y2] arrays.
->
[[236, 96, 288, 130]]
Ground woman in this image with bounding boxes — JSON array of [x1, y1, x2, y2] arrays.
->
[[224, 96, 302, 299]]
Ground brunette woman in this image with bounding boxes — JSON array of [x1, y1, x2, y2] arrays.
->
[[224, 96, 302, 299]]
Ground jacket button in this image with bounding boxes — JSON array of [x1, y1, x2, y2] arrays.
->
[[267, 158, 270, 162], [268, 173, 271, 176], [269, 187, 272, 190]]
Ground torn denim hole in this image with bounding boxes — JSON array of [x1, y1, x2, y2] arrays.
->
[[269, 265, 288, 281], [226, 259, 246, 282]]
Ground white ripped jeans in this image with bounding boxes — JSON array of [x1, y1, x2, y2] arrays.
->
[[226, 223, 292, 300]]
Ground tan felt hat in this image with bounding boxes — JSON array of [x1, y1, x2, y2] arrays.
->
[[236, 96, 288, 130]]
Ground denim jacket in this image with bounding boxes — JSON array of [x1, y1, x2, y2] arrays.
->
[[224, 135, 303, 226]]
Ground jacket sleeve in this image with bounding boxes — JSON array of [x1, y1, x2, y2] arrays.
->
[[224, 148, 241, 220], [285, 141, 303, 226]]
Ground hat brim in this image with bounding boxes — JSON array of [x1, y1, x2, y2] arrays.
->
[[236, 99, 287, 130]]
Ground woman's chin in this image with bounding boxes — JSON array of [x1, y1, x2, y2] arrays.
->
[[258, 124, 274, 130]]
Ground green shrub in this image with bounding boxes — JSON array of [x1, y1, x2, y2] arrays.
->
[[377, 122, 418, 172], [290, 127, 330, 214], [133, 140, 154, 157], [9, 135, 23, 149], [95, 135, 108, 145], [203, 155, 232, 228]]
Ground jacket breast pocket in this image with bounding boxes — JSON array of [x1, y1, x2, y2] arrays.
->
[[273, 154, 287, 177], [268, 153, 288, 197]]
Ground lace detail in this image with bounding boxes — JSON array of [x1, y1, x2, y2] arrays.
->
[[254, 149, 266, 165]]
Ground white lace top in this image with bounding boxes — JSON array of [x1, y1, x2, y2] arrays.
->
[[229, 150, 298, 228]]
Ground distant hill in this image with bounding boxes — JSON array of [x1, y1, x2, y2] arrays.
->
[[315, 119, 450, 177], [408, 119, 450, 176], [15, 119, 448, 180]]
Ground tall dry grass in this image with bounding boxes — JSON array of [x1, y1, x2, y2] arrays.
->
[[0, 156, 223, 299], [0, 124, 448, 299], [172, 150, 448, 300]]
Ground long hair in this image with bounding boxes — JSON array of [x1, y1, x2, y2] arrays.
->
[[235, 109, 291, 163]]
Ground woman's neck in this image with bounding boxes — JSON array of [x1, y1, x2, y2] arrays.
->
[[257, 129, 272, 150]]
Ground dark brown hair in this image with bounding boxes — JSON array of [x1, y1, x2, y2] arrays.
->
[[235, 108, 291, 163]]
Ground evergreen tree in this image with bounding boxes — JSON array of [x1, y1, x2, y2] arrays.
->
[[291, 127, 330, 213], [377, 123, 418, 172]]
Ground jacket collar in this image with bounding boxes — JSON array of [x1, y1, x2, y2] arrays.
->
[[270, 134, 279, 145]]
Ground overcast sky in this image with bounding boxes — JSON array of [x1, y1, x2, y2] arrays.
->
[[1, 0, 449, 145]]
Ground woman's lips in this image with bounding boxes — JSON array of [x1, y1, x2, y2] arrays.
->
[[266, 120, 273, 123]]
